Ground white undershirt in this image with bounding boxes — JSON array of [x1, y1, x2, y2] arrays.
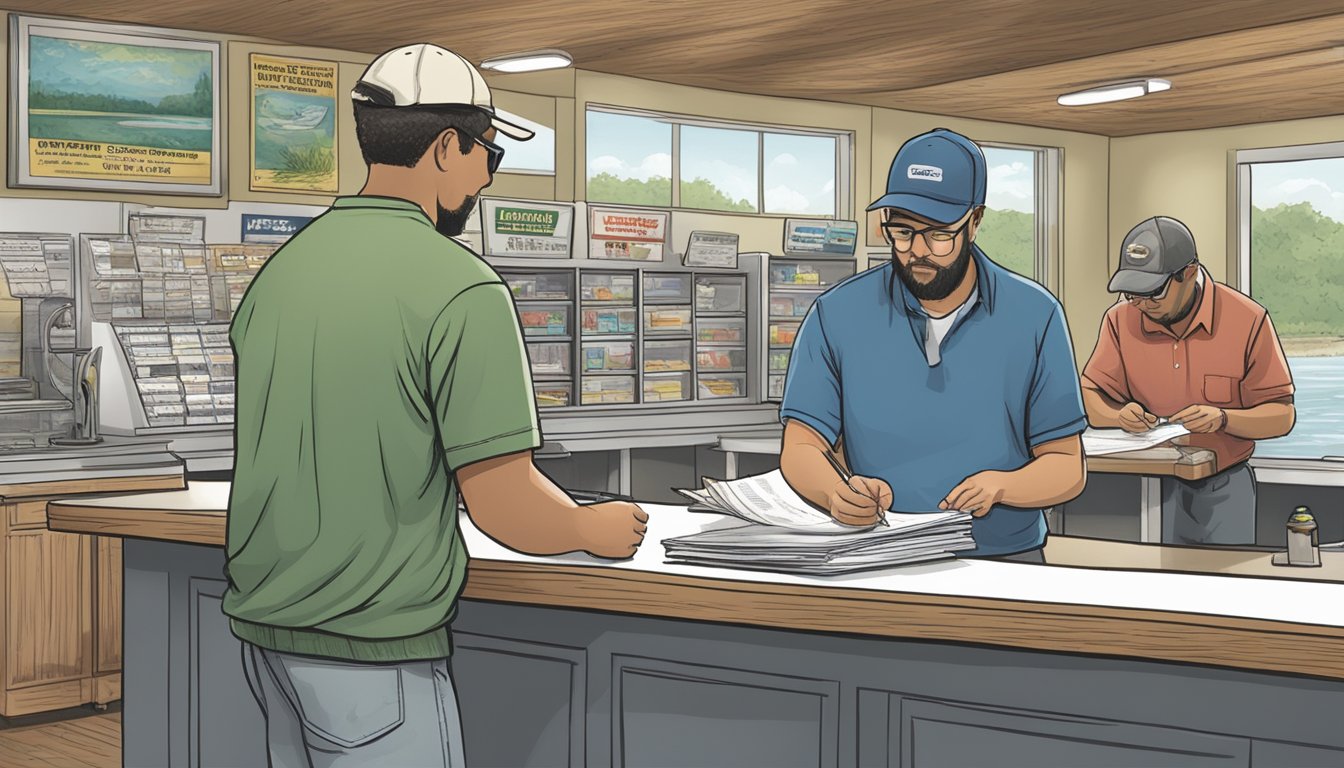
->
[[922, 284, 978, 366]]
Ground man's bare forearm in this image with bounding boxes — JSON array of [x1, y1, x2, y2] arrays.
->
[[1223, 401, 1294, 440], [458, 451, 588, 555], [779, 420, 844, 511], [1002, 438, 1086, 508]]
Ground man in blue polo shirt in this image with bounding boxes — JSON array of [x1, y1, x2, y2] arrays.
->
[[778, 127, 1088, 561]]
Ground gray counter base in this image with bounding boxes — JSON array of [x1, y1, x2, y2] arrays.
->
[[124, 538, 1344, 768]]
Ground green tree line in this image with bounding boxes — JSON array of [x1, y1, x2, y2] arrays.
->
[[588, 172, 762, 213], [30, 72, 212, 118], [975, 208, 1034, 279], [1251, 202, 1344, 337]]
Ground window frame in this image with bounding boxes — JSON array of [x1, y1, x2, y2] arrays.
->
[[1234, 141, 1344, 475], [973, 140, 1062, 292], [1235, 140, 1344, 296], [585, 104, 853, 219]]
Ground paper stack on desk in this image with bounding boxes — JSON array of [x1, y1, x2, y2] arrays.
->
[[664, 470, 975, 574], [1082, 423, 1190, 456]]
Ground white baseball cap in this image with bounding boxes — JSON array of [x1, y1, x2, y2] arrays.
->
[[352, 43, 534, 141]]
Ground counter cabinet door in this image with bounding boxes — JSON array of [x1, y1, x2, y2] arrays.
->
[[5, 528, 94, 691], [894, 697, 1250, 767]]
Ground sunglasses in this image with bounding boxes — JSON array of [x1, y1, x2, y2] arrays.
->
[[1122, 263, 1193, 302], [466, 132, 505, 175]]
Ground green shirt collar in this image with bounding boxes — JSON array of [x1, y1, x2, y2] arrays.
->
[[331, 195, 432, 223]]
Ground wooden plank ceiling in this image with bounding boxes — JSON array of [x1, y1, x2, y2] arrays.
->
[[6, 0, 1344, 136]]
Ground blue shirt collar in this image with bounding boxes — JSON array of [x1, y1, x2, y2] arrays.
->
[[888, 244, 997, 316]]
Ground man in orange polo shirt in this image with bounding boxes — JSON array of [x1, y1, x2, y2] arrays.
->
[[1081, 216, 1296, 545]]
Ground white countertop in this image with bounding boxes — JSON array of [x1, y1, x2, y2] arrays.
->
[[60, 481, 1344, 628]]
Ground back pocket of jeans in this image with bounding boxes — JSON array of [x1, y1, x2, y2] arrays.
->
[[273, 654, 405, 748]]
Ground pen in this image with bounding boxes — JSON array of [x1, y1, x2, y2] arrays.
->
[[821, 450, 890, 527]]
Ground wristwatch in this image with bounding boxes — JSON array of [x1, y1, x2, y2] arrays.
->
[[1218, 408, 1228, 431]]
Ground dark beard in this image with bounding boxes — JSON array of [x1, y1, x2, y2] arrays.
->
[[895, 239, 973, 301], [1159, 284, 1201, 327], [435, 196, 478, 238]]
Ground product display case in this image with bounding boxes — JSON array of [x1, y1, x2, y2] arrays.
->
[[765, 256, 856, 401], [694, 273, 748, 400], [494, 262, 760, 410], [75, 215, 279, 434], [640, 272, 693, 402], [502, 268, 575, 409], [579, 270, 638, 404]]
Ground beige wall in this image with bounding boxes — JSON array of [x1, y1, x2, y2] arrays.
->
[[1109, 114, 1344, 288], [11, 11, 1343, 370]]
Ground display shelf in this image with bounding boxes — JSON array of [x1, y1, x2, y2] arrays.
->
[[764, 254, 855, 401], [492, 258, 761, 410]]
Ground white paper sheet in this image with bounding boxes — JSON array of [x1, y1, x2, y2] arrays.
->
[[1082, 423, 1191, 456]]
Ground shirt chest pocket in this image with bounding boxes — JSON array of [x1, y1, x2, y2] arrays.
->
[[1203, 374, 1242, 406]]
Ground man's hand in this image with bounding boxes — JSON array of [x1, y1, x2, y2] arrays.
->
[[1171, 404, 1226, 434], [829, 475, 893, 527], [1116, 402, 1159, 433], [578, 501, 648, 559], [940, 471, 1010, 517]]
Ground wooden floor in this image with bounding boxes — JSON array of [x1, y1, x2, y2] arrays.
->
[[0, 708, 119, 768]]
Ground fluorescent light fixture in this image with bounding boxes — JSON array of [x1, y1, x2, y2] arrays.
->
[[1057, 78, 1171, 106], [479, 49, 573, 73]]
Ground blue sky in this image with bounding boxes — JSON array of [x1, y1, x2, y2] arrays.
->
[[586, 112, 837, 215], [495, 109, 555, 173], [586, 112, 672, 182], [681, 125, 757, 207], [1252, 158, 1344, 222], [29, 36, 210, 103], [982, 146, 1035, 214]]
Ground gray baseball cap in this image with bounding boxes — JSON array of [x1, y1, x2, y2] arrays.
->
[[1107, 216, 1197, 295]]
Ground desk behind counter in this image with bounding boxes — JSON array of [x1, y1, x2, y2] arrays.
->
[[47, 484, 1344, 768]]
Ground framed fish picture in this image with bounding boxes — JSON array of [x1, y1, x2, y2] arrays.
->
[[7, 14, 223, 195]]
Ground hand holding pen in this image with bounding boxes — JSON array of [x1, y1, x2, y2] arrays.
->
[[820, 449, 892, 528]]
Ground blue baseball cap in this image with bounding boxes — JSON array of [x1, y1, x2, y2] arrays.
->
[[868, 128, 987, 224]]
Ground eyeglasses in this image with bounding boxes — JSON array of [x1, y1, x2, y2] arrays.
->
[[466, 132, 505, 175], [1122, 264, 1193, 302], [881, 217, 970, 256]]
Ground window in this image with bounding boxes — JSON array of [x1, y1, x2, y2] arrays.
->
[[495, 108, 555, 175], [1237, 143, 1344, 460], [586, 110, 671, 206], [586, 106, 849, 216], [763, 133, 836, 217], [975, 144, 1057, 285]]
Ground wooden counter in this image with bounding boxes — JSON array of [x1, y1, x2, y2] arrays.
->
[[47, 482, 1344, 682], [0, 440, 185, 717], [51, 482, 1344, 767]]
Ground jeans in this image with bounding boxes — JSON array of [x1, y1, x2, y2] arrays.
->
[[1161, 462, 1257, 545], [241, 640, 465, 768]]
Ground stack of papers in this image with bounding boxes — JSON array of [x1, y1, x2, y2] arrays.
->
[[664, 470, 975, 574], [1082, 423, 1190, 456]]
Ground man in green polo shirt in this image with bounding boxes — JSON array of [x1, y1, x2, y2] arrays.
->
[[223, 43, 648, 767]]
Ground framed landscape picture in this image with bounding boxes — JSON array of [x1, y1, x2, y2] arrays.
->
[[7, 15, 223, 195]]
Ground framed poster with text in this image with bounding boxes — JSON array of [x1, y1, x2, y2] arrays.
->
[[250, 53, 338, 193], [480, 199, 575, 257], [589, 206, 668, 262]]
